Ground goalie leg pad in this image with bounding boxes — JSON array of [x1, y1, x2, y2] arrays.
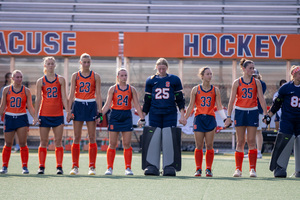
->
[[294, 135, 300, 173], [269, 133, 295, 171], [142, 126, 162, 170], [162, 127, 182, 171]]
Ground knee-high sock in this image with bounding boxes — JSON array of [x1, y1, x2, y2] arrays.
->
[[235, 151, 244, 171], [71, 143, 80, 168], [20, 146, 29, 168], [205, 149, 214, 170], [249, 149, 257, 171], [107, 147, 116, 169], [194, 148, 203, 170], [55, 147, 64, 168], [124, 147, 133, 169], [89, 143, 97, 168], [38, 147, 47, 168], [2, 146, 12, 167]]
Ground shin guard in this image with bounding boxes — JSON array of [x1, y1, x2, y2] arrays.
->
[[142, 126, 162, 170], [270, 133, 295, 171], [162, 127, 181, 171]]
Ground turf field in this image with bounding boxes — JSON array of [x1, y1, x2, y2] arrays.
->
[[1, 151, 300, 200]]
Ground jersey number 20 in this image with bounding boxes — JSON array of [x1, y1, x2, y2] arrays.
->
[[10, 97, 21, 108]]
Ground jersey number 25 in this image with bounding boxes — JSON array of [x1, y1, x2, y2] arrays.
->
[[155, 88, 170, 99]]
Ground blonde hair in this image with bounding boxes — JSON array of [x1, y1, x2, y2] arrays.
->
[[291, 65, 300, 80], [43, 56, 56, 74], [116, 68, 127, 83], [198, 67, 211, 79], [154, 58, 169, 75], [79, 53, 91, 70], [11, 70, 23, 84]]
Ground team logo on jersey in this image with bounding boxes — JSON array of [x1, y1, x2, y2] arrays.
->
[[166, 81, 170, 87], [194, 125, 197, 129]]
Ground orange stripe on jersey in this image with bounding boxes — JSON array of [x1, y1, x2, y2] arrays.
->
[[235, 77, 258, 108], [5, 85, 27, 114], [39, 74, 63, 117], [75, 71, 96, 100], [111, 84, 132, 110], [194, 85, 216, 117]]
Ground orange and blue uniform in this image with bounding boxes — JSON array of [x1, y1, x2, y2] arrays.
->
[[72, 71, 97, 121], [108, 84, 133, 132], [193, 85, 217, 132], [4, 85, 29, 132], [234, 77, 259, 127], [39, 74, 64, 127]]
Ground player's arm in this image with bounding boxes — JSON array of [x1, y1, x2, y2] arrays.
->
[[215, 87, 227, 121], [268, 93, 284, 118], [256, 79, 268, 116], [95, 73, 103, 123], [59, 76, 71, 122], [131, 86, 145, 120], [225, 79, 238, 127], [142, 78, 152, 116], [68, 73, 77, 113], [25, 87, 35, 120], [102, 85, 114, 116], [33, 78, 42, 125], [184, 86, 197, 120], [0, 87, 8, 116]]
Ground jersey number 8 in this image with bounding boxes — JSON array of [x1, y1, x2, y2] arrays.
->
[[290, 96, 300, 107]]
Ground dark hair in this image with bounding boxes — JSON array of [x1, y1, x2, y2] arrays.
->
[[279, 79, 287, 86], [4, 72, 12, 86]]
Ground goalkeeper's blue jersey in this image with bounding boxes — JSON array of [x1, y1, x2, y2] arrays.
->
[[145, 74, 183, 114], [278, 81, 300, 121]]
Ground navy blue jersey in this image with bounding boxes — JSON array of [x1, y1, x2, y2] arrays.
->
[[278, 81, 300, 121], [145, 74, 183, 114], [257, 80, 266, 114]]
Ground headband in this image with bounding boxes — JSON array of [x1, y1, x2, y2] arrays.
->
[[291, 66, 300, 76]]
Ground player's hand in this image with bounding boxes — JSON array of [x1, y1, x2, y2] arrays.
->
[[263, 115, 271, 125], [66, 112, 73, 123], [179, 117, 187, 126], [95, 113, 103, 124], [32, 117, 40, 125], [137, 118, 146, 127], [224, 118, 232, 128]]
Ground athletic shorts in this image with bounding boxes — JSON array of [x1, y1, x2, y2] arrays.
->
[[279, 119, 300, 136], [149, 111, 177, 128], [108, 109, 133, 132], [193, 114, 217, 132], [39, 116, 64, 127], [72, 100, 97, 121], [4, 114, 29, 132], [234, 108, 259, 127]]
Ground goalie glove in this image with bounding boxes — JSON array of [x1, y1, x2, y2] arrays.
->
[[263, 115, 271, 125], [95, 113, 103, 123]]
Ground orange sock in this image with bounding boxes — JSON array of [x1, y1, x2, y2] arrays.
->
[[55, 147, 64, 168], [205, 149, 214, 170], [20, 146, 29, 168], [124, 147, 132, 169], [248, 149, 257, 171], [235, 151, 244, 171], [89, 143, 97, 168], [71, 143, 80, 168], [38, 147, 47, 168], [107, 147, 116, 169], [2, 146, 12, 167], [194, 148, 203, 170]]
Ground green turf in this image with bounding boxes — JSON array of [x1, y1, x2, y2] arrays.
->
[[1, 151, 300, 200]]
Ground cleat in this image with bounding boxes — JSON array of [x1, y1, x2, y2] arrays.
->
[[194, 169, 202, 177], [163, 166, 176, 176], [37, 167, 45, 175], [88, 167, 96, 175], [125, 168, 134, 175], [22, 167, 29, 174], [257, 152, 263, 159], [69, 166, 79, 175], [274, 166, 287, 178], [205, 169, 213, 177], [144, 165, 160, 176], [105, 167, 113, 175], [233, 169, 242, 177], [249, 168, 257, 177], [0, 166, 8, 174], [56, 167, 63, 175]]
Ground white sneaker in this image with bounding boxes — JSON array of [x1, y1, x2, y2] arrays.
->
[[125, 168, 134, 175], [250, 168, 257, 177], [69, 167, 79, 175], [233, 169, 242, 177], [257, 153, 262, 159], [244, 154, 248, 158], [105, 168, 113, 175], [88, 167, 96, 175]]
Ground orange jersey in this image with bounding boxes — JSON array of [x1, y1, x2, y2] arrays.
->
[[5, 85, 27, 114], [111, 84, 132, 110], [75, 71, 96, 100], [39, 75, 63, 117], [235, 77, 258, 108], [194, 85, 216, 117]]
